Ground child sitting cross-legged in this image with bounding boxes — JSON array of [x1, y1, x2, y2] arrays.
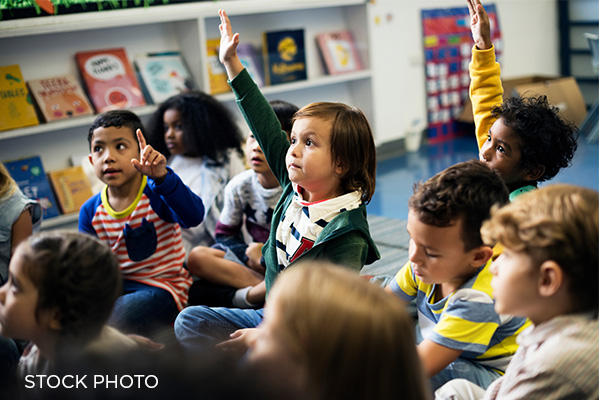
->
[[385, 160, 530, 391], [436, 184, 599, 399]]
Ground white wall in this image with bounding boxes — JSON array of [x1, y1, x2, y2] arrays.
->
[[368, 0, 559, 144]]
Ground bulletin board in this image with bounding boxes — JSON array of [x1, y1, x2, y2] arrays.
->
[[421, 5, 502, 143]]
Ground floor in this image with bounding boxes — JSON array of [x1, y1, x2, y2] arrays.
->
[[367, 134, 599, 221]]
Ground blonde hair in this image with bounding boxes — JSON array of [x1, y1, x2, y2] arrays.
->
[[0, 163, 18, 200], [268, 262, 429, 400], [481, 184, 599, 312]]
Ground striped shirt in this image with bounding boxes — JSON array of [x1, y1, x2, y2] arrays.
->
[[391, 260, 530, 372], [79, 169, 204, 310]]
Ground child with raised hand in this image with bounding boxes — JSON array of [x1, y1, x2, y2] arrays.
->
[[187, 100, 298, 308], [174, 9, 379, 352], [248, 261, 430, 400], [146, 92, 246, 254], [385, 160, 530, 391], [79, 110, 205, 337], [436, 184, 599, 400], [467, 0, 578, 200], [0, 232, 137, 382]]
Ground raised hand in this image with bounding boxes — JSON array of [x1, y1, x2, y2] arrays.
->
[[131, 129, 167, 183], [466, 0, 492, 50], [218, 9, 244, 79]]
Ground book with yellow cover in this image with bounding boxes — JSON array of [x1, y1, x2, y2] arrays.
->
[[0, 65, 39, 131], [206, 38, 230, 94], [47, 165, 94, 214]]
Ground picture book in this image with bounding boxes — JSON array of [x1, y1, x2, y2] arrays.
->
[[134, 52, 196, 104], [0, 65, 39, 131], [47, 165, 94, 214], [75, 48, 146, 113], [206, 38, 230, 94], [316, 30, 363, 75], [237, 43, 264, 87], [262, 29, 307, 86], [3, 156, 59, 219], [27, 74, 94, 122]]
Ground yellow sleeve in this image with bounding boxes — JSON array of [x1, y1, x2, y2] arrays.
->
[[469, 45, 503, 150], [394, 260, 418, 298]]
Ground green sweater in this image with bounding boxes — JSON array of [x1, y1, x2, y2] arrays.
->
[[229, 69, 380, 293]]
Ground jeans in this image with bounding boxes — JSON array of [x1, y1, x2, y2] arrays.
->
[[175, 306, 264, 353], [430, 358, 501, 392], [108, 279, 179, 336]]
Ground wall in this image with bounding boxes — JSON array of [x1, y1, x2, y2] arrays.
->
[[368, 0, 559, 144]]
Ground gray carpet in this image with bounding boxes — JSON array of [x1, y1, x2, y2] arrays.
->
[[360, 214, 410, 280]]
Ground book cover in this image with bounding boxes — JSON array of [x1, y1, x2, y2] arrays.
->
[[0, 65, 39, 131], [47, 165, 94, 214], [316, 30, 363, 75], [206, 38, 230, 94], [262, 29, 307, 86], [134, 52, 196, 104], [3, 156, 60, 219], [27, 74, 94, 122], [237, 43, 264, 87], [75, 48, 146, 113]]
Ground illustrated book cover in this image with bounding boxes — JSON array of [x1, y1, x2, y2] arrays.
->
[[134, 51, 196, 104], [27, 74, 94, 122], [47, 165, 94, 214], [0, 65, 39, 131], [237, 43, 264, 87], [3, 156, 59, 219], [75, 47, 146, 113], [316, 30, 363, 75], [206, 38, 230, 94], [262, 29, 307, 86]]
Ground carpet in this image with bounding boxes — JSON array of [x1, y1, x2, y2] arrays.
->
[[360, 214, 410, 280]]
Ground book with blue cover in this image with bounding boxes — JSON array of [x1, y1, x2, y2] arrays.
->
[[3, 156, 60, 220], [262, 29, 307, 86], [134, 51, 196, 104]]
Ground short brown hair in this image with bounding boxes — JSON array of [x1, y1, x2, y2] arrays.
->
[[481, 184, 599, 312], [293, 102, 376, 203], [409, 160, 509, 251]]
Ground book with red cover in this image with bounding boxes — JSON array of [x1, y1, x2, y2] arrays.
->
[[75, 48, 146, 113], [316, 30, 362, 75], [27, 74, 94, 122]]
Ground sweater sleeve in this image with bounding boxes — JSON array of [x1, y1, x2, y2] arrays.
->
[[229, 69, 290, 187], [469, 45, 503, 150]]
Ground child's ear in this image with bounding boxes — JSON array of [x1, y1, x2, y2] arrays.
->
[[88, 154, 94, 165], [470, 245, 494, 268], [524, 164, 545, 182], [538, 260, 563, 297]]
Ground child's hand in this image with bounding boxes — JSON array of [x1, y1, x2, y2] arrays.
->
[[466, 0, 492, 50], [216, 328, 261, 356], [245, 242, 265, 274], [218, 9, 244, 79], [131, 129, 168, 184]]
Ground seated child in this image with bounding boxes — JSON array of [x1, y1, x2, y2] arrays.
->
[[467, 0, 578, 200], [79, 110, 205, 336], [187, 100, 298, 308], [0, 231, 137, 393], [174, 9, 379, 353], [436, 184, 599, 399], [244, 261, 430, 400], [385, 160, 530, 391]]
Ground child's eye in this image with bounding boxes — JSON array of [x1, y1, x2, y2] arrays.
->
[[497, 145, 506, 154], [116, 143, 127, 150], [425, 251, 439, 258], [290, 138, 297, 144], [486, 134, 492, 141], [305, 139, 313, 146], [175, 124, 183, 131], [93, 145, 103, 152]]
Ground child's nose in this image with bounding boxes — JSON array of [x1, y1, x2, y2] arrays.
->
[[480, 144, 492, 162], [408, 241, 421, 265]]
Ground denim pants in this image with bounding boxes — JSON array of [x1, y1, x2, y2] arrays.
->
[[429, 357, 501, 392], [108, 279, 179, 336], [175, 306, 265, 353]]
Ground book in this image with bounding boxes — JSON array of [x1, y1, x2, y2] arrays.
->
[[262, 29, 307, 86], [237, 43, 264, 87], [0, 65, 39, 131], [316, 30, 363, 75], [75, 48, 146, 113], [3, 156, 59, 219], [134, 52, 196, 104], [47, 165, 94, 214], [27, 74, 94, 122], [206, 38, 230, 94]]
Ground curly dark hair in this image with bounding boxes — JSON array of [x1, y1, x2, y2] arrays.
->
[[409, 160, 509, 251], [146, 91, 243, 162], [21, 231, 121, 345], [88, 110, 145, 150], [491, 95, 579, 183]]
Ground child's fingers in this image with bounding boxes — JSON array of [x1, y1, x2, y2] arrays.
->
[[136, 129, 147, 151], [466, 0, 475, 16]]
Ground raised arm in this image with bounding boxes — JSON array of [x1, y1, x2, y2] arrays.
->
[[218, 9, 245, 80], [467, 0, 492, 51]]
